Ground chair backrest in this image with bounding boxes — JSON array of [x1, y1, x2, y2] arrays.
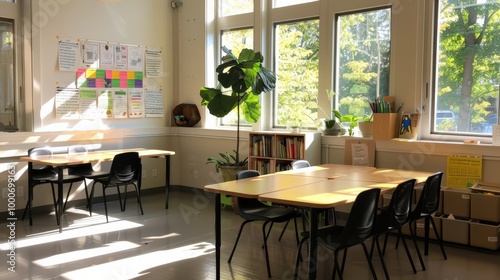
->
[[108, 152, 140, 184], [385, 179, 416, 227], [67, 145, 93, 174], [236, 170, 260, 180], [28, 147, 54, 171], [291, 160, 310, 170], [334, 188, 380, 249], [235, 170, 265, 214], [412, 172, 443, 217]]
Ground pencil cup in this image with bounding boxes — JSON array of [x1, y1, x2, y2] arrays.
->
[[373, 113, 398, 140]]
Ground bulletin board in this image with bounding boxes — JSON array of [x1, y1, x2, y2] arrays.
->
[[446, 155, 482, 188], [344, 139, 376, 167]]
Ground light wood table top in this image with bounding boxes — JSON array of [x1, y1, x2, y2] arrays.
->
[[338, 168, 435, 184], [278, 163, 376, 179], [19, 148, 175, 166], [258, 179, 398, 208], [203, 173, 327, 198]]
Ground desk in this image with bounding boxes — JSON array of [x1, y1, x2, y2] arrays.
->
[[204, 164, 436, 279], [20, 148, 175, 233]]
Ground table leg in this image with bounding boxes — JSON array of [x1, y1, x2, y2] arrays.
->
[[308, 208, 319, 279], [215, 193, 221, 279], [165, 155, 171, 209], [57, 166, 64, 233]]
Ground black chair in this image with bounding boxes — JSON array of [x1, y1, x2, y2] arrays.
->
[[64, 145, 108, 211], [370, 179, 417, 279], [228, 170, 300, 278], [89, 152, 144, 223], [294, 188, 381, 280], [407, 172, 447, 271], [22, 147, 87, 225]]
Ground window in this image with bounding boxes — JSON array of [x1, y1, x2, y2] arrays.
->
[[0, 0, 23, 132], [220, 28, 254, 126], [273, 0, 317, 8], [433, 0, 500, 136], [334, 8, 391, 125], [220, 0, 253, 17], [274, 19, 320, 129]]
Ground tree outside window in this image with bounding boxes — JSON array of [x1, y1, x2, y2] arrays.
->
[[434, 0, 500, 135]]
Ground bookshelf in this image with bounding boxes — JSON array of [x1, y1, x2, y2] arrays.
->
[[248, 132, 321, 174]]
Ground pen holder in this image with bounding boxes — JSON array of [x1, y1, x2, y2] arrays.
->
[[373, 113, 398, 140]]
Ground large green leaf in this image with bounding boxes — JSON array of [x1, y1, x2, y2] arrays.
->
[[206, 93, 238, 117], [242, 92, 261, 122]]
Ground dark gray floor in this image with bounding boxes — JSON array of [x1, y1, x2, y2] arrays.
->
[[1, 187, 499, 279]]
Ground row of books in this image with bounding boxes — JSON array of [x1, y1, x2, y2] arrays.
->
[[251, 159, 292, 173], [276, 137, 304, 159], [251, 135, 273, 157]]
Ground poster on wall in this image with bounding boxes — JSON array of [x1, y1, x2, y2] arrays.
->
[[446, 154, 482, 188], [99, 43, 115, 69], [399, 113, 420, 140], [58, 41, 79, 71], [115, 45, 128, 70], [79, 88, 98, 119], [97, 89, 113, 118], [81, 41, 99, 68], [144, 89, 164, 117], [127, 46, 144, 71], [145, 50, 162, 77], [128, 89, 144, 118], [55, 88, 80, 119], [114, 89, 128, 118]]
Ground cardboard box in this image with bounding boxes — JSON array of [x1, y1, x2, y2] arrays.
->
[[443, 188, 471, 218], [415, 215, 442, 240], [373, 113, 399, 140], [470, 192, 500, 223], [469, 221, 500, 250], [441, 215, 470, 245], [415, 186, 444, 214]]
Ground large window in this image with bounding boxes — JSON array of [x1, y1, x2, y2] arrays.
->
[[433, 0, 500, 136], [274, 19, 320, 129], [0, 0, 23, 132], [335, 8, 391, 125]]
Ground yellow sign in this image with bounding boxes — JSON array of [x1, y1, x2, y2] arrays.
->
[[446, 155, 482, 188]]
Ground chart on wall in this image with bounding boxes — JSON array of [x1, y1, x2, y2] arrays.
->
[[446, 155, 482, 188]]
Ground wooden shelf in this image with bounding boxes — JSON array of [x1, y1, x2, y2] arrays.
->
[[248, 132, 320, 174]]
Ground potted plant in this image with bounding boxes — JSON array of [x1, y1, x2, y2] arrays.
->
[[358, 114, 373, 138], [201, 47, 276, 181]]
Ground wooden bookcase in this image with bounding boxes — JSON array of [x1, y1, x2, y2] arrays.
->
[[248, 132, 321, 174]]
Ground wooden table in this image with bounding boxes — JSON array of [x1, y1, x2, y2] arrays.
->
[[20, 148, 175, 232], [204, 164, 436, 279]]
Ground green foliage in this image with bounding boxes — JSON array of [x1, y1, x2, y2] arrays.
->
[[206, 150, 249, 173], [333, 109, 361, 136], [201, 47, 276, 167]]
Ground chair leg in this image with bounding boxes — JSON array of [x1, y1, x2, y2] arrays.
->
[[398, 228, 417, 274], [228, 220, 252, 263], [361, 243, 379, 280], [118, 185, 125, 211], [409, 221, 426, 271], [278, 220, 290, 241], [332, 250, 343, 280], [63, 183, 74, 212], [429, 216, 447, 260], [50, 183, 59, 225], [374, 236, 389, 280], [262, 221, 273, 278], [134, 184, 144, 215], [103, 187, 109, 223], [89, 182, 96, 217], [294, 235, 309, 279]]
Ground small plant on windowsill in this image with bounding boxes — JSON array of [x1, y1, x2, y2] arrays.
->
[[358, 114, 373, 138]]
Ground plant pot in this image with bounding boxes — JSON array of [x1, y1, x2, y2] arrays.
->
[[358, 121, 373, 138], [321, 122, 346, 136], [219, 165, 248, 215]]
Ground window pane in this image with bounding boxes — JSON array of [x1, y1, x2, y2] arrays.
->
[[220, 28, 254, 126], [336, 8, 391, 125], [273, 0, 316, 8], [220, 0, 253, 17], [274, 19, 320, 129], [434, 0, 500, 135], [0, 19, 17, 131]]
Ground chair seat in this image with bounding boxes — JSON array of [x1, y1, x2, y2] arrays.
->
[[34, 172, 85, 183], [241, 205, 299, 222], [70, 169, 108, 179]]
